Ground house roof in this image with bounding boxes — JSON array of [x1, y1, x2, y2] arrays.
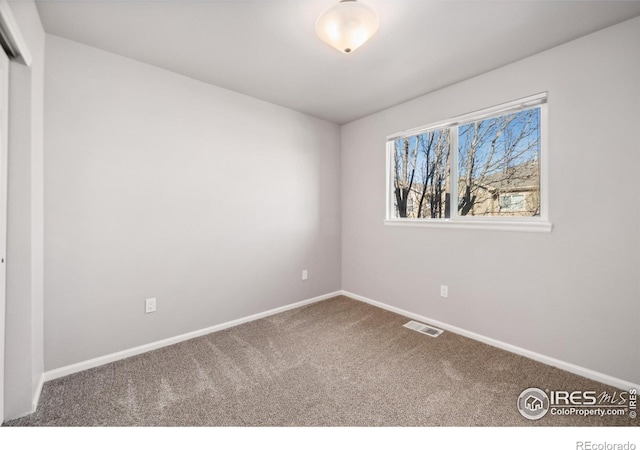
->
[[477, 160, 540, 192]]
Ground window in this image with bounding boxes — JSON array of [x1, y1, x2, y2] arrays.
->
[[386, 93, 550, 232], [499, 194, 526, 212]]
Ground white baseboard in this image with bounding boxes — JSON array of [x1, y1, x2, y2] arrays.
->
[[341, 290, 639, 392], [43, 291, 341, 382]]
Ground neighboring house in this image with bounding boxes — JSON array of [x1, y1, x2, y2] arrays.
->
[[402, 160, 539, 219], [464, 159, 540, 218]]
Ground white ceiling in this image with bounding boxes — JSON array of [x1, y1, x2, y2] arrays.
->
[[35, 0, 640, 124]]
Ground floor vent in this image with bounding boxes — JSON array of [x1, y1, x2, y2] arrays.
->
[[403, 320, 444, 337]]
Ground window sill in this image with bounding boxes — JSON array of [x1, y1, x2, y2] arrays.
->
[[384, 219, 553, 233]]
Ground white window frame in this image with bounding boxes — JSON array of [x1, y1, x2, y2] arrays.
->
[[385, 93, 551, 233]]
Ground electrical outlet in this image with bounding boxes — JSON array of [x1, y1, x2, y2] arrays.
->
[[440, 285, 448, 298], [302, 270, 308, 281], [145, 297, 157, 314]]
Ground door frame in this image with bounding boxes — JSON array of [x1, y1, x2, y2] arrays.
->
[[0, 43, 6, 425], [0, 0, 31, 423]]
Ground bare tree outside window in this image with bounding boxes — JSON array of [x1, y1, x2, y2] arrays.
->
[[458, 108, 541, 217], [390, 105, 541, 220], [393, 129, 450, 219]]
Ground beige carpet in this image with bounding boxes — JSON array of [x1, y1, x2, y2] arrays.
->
[[4, 296, 638, 426]]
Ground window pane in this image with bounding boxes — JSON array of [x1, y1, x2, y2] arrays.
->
[[499, 194, 526, 211], [392, 129, 450, 219], [457, 108, 541, 217]]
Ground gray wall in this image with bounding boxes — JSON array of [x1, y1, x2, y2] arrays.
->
[[4, 0, 45, 420], [341, 17, 640, 384], [44, 36, 341, 370]]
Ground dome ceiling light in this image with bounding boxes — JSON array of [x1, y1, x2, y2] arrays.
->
[[315, 0, 379, 54]]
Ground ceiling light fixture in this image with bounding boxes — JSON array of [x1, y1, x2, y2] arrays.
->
[[315, 0, 379, 54]]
